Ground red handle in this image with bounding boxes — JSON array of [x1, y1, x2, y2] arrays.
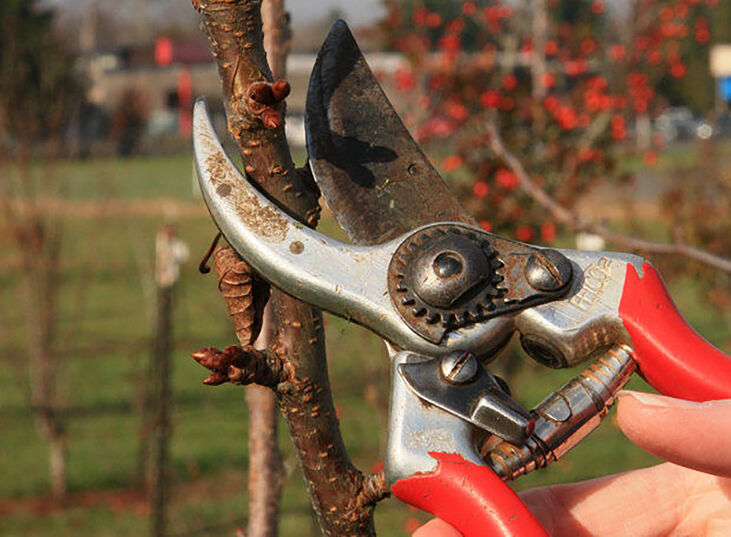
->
[[619, 262, 731, 401], [392, 452, 548, 537]]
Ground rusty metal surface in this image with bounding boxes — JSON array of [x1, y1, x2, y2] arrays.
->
[[305, 20, 475, 246], [387, 224, 573, 343], [485, 346, 636, 480]]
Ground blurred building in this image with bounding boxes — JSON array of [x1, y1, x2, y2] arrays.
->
[[711, 45, 731, 112], [76, 23, 408, 152]]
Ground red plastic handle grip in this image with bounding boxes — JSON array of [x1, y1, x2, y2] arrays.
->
[[619, 262, 731, 401], [392, 452, 548, 537]]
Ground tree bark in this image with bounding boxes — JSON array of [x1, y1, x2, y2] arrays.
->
[[244, 3, 289, 535]]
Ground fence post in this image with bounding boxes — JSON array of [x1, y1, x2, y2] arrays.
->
[[150, 223, 188, 537]]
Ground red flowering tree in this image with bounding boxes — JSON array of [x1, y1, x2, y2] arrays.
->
[[381, 0, 728, 276]]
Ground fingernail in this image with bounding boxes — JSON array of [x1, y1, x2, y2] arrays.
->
[[617, 390, 673, 408]]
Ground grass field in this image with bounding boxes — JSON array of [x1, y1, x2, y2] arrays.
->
[[0, 147, 728, 536]]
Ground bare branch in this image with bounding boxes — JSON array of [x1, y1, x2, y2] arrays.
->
[[192, 1, 383, 534], [485, 122, 731, 272]]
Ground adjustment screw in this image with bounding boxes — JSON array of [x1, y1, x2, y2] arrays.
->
[[433, 252, 463, 278], [440, 351, 479, 384], [525, 249, 573, 292]]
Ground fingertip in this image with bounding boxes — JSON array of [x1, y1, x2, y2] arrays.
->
[[616, 390, 690, 436], [412, 519, 462, 537], [616, 391, 731, 477]]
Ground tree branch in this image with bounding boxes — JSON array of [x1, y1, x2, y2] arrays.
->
[[192, 1, 383, 534], [485, 122, 731, 272]]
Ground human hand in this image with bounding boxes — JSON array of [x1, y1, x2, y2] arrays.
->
[[413, 391, 731, 537]]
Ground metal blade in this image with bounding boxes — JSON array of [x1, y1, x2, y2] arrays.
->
[[193, 98, 448, 356], [306, 20, 475, 246]]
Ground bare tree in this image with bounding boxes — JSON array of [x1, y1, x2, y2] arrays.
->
[[0, 0, 81, 501]]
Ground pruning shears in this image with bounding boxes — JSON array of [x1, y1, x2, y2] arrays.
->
[[193, 21, 731, 537]]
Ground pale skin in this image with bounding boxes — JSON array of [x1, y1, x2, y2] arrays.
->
[[414, 391, 731, 537]]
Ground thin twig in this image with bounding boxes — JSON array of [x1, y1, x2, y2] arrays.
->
[[485, 122, 731, 272]]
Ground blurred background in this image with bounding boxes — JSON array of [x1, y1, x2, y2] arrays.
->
[[0, 0, 729, 536]]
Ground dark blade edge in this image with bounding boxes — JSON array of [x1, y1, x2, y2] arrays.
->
[[306, 20, 475, 246]]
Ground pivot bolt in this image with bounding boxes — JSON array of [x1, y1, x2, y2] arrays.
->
[[440, 351, 479, 384], [525, 249, 573, 292], [434, 252, 463, 278]]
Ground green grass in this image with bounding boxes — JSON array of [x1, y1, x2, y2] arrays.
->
[[0, 149, 728, 536]]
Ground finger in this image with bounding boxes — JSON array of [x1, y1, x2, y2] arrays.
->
[[412, 518, 462, 537], [520, 462, 687, 536], [705, 515, 731, 537], [617, 391, 731, 477]]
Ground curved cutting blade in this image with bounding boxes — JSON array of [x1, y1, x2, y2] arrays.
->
[[193, 98, 448, 355], [306, 20, 475, 246]]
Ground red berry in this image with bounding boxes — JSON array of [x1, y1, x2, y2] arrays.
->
[[473, 180, 489, 198], [516, 226, 534, 242], [442, 154, 463, 171]]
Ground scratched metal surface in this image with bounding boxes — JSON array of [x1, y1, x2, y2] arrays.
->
[[305, 20, 476, 246]]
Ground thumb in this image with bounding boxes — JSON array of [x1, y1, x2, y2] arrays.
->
[[617, 390, 731, 477]]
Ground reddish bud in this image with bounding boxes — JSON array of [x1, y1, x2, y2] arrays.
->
[[203, 372, 229, 386], [271, 79, 291, 101], [247, 81, 274, 105], [261, 109, 281, 129]]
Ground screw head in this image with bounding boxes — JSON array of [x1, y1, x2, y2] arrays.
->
[[525, 249, 573, 292], [440, 351, 479, 384], [433, 252, 463, 278]]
